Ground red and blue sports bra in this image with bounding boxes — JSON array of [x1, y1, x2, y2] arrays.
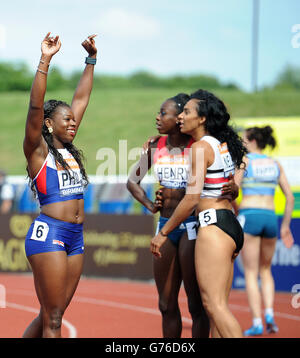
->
[[33, 148, 84, 206], [153, 136, 194, 189]]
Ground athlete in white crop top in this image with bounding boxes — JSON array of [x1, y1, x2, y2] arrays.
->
[[23, 33, 97, 338], [150, 89, 247, 338], [200, 135, 234, 199]]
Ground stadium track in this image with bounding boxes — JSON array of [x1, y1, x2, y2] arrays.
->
[[0, 273, 299, 338]]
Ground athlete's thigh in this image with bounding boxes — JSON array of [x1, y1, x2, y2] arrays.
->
[[178, 233, 200, 298], [153, 239, 182, 300], [65, 253, 84, 308], [260, 237, 277, 268], [240, 233, 261, 272], [195, 226, 235, 300], [28, 251, 68, 309]]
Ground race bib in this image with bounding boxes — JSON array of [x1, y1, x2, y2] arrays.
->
[[237, 214, 246, 229], [198, 209, 217, 227], [219, 142, 235, 178], [251, 159, 278, 181], [186, 221, 198, 240], [58, 168, 83, 196], [30, 220, 49, 242]]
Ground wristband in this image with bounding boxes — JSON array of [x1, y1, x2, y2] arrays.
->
[[40, 59, 50, 66], [37, 68, 48, 75], [159, 230, 168, 237], [85, 57, 97, 65]]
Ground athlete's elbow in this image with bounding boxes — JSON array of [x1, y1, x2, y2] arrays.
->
[[184, 193, 200, 208], [126, 179, 138, 193], [287, 192, 295, 207], [29, 101, 44, 111], [126, 180, 132, 192]]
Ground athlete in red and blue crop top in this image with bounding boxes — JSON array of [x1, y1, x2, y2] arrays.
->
[[153, 135, 194, 190], [33, 148, 84, 206], [153, 135, 199, 246], [26, 148, 85, 258], [22, 33, 97, 338]]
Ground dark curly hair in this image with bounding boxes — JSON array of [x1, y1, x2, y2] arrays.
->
[[27, 99, 89, 195], [190, 89, 247, 169], [168, 93, 191, 115], [245, 125, 276, 150]]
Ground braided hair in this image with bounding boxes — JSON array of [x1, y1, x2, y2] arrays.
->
[[190, 89, 247, 169], [168, 93, 190, 115], [27, 99, 89, 195]]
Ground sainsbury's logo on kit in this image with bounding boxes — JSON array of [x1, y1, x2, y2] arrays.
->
[[272, 240, 300, 266], [291, 284, 300, 309], [236, 239, 300, 270]]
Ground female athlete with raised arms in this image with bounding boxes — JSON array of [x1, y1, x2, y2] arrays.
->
[[23, 32, 97, 338]]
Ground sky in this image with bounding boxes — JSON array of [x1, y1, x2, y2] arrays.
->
[[0, 0, 299, 91]]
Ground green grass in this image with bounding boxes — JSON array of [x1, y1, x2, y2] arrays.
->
[[1, 88, 299, 175]]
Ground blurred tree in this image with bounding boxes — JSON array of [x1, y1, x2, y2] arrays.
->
[[0, 62, 32, 91], [274, 65, 300, 90], [46, 66, 67, 91], [0, 61, 240, 91]]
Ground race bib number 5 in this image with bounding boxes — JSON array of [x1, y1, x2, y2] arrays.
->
[[198, 209, 217, 227], [30, 220, 49, 242]]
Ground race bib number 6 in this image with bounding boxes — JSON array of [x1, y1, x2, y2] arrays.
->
[[30, 220, 49, 242], [198, 209, 217, 227]]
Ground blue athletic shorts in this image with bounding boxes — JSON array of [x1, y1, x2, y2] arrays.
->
[[25, 213, 84, 257], [155, 216, 198, 247], [237, 208, 278, 239]]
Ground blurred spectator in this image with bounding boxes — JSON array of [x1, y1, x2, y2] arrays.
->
[[0, 169, 14, 214]]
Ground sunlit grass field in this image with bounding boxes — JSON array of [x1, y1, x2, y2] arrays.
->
[[0, 88, 299, 175]]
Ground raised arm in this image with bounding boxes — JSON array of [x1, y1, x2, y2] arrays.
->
[[71, 35, 97, 129], [23, 33, 61, 176]]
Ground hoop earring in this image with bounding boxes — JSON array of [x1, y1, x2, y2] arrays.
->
[[48, 127, 53, 134]]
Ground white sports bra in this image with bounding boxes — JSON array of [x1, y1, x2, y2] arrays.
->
[[201, 136, 235, 198]]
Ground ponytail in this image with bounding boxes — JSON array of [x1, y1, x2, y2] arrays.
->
[[245, 125, 277, 150]]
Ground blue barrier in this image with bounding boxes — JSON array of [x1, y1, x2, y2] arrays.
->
[[233, 217, 300, 292], [141, 184, 154, 215], [84, 184, 94, 213], [18, 185, 39, 213], [11, 181, 155, 215], [99, 200, 133, 214]]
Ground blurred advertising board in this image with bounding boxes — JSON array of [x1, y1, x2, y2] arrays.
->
[[233, 117, 300, 217], [0, 214, 154, 281], [232, 117, 300, 292]]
